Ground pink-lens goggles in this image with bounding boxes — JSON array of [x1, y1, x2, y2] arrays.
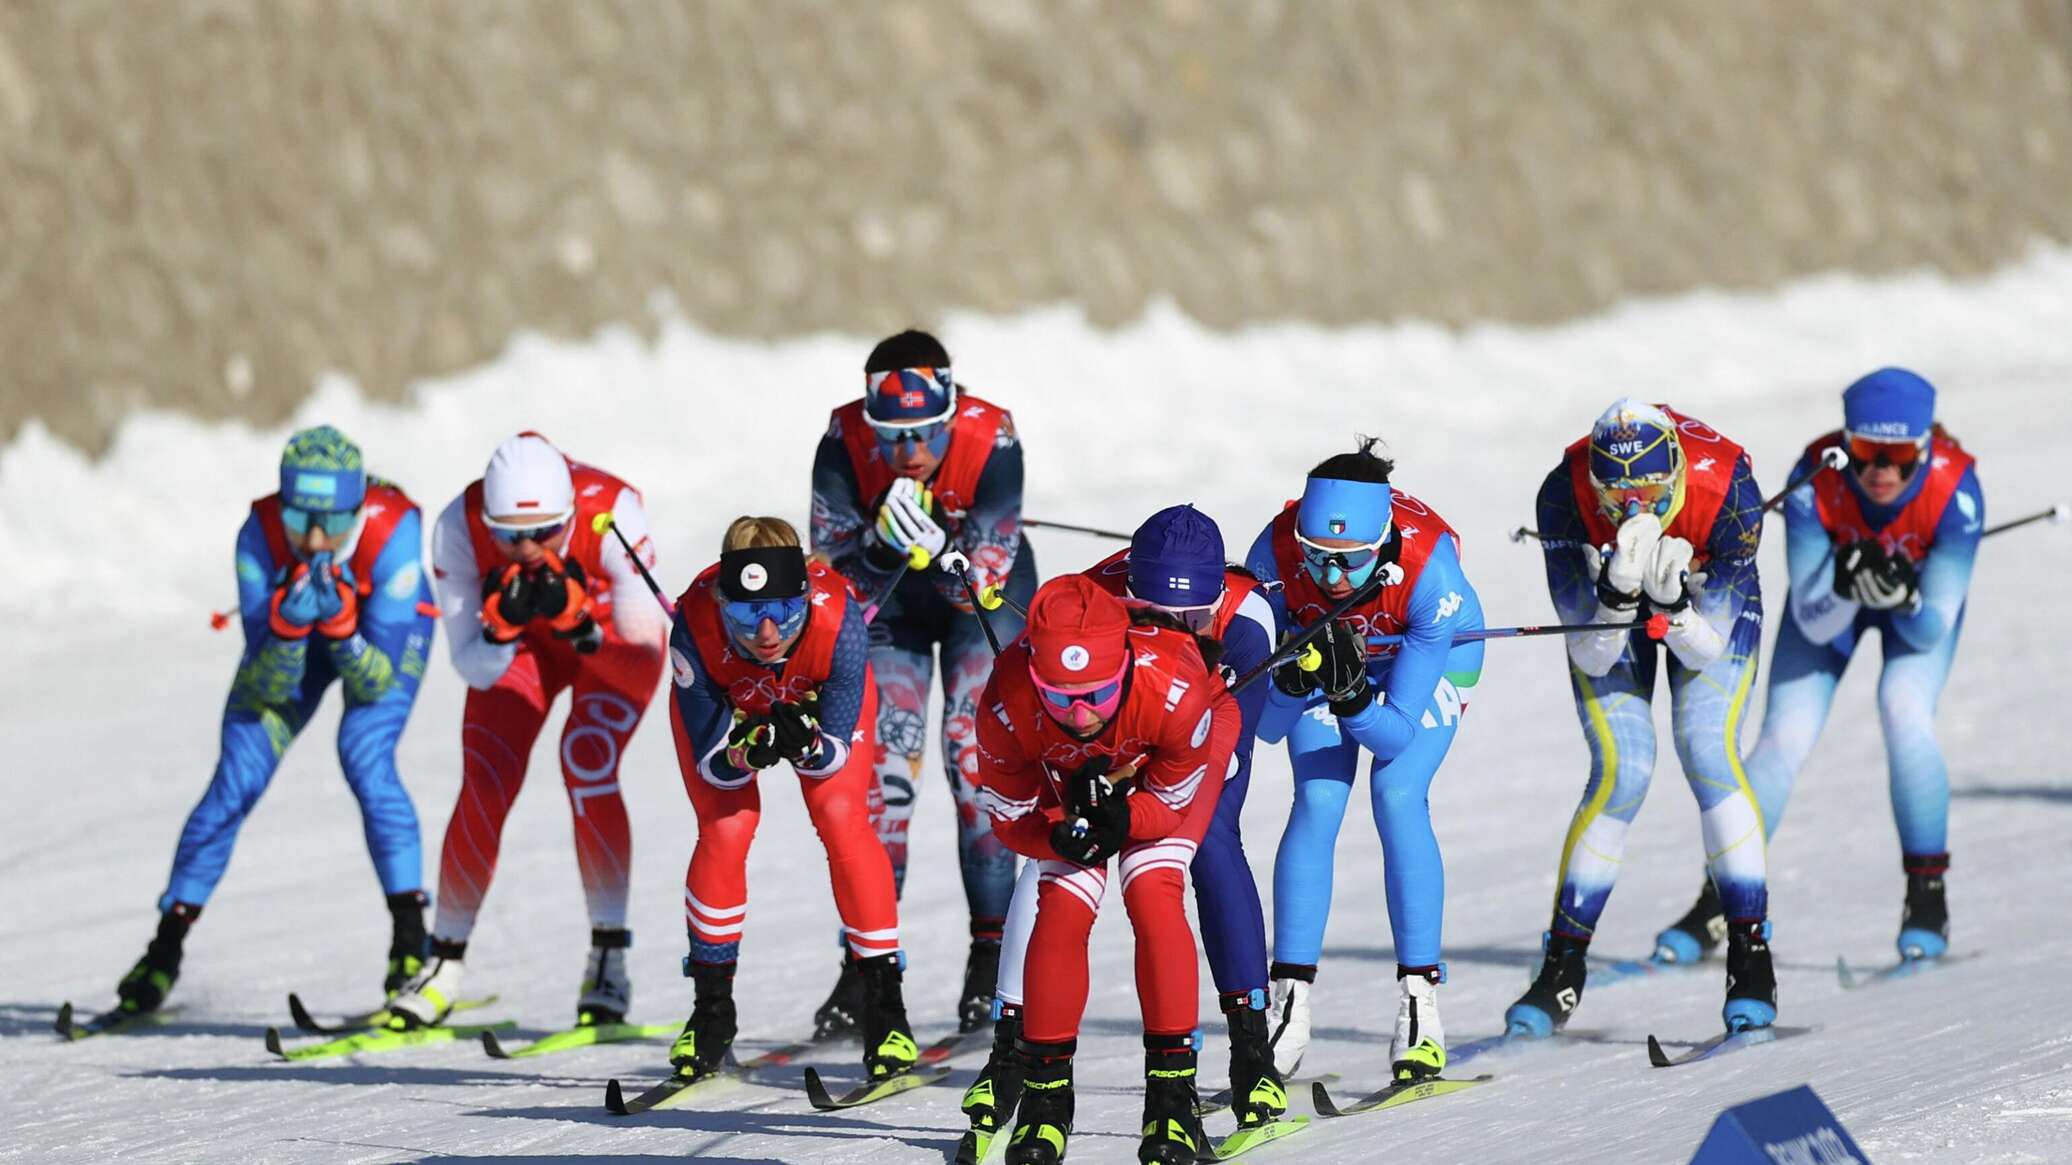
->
[[1029, 662, 1127, 720]]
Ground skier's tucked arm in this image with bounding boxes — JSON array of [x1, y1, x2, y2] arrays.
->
[[1220, 589, 1276, 753], [975, 675, 1061, 859], [1539, 465, 1624, 678], [598, 488, 667, 651], [1243, 523, 1304, 744], [1666, 453, 1763, 669], [793, 602, 869, 777], [1784, 453, 1859, 645], [810, 433, 898, 595], [229, 514, 308, 711], [431, 494, 517, 690], [1127, 687, 1239, 840], [1891, 464, 1982, 652], [1336, 538, 1472, 760], [669, 614, 752, 789], [328, 508, 426, 703], [948, 434, 1026, 606]]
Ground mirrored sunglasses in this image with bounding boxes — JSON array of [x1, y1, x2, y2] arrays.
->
[[488, 519, 567, 545], [1029, 666, 1126, 720], [722, 595, 810, 637], [1845, 433, 1926, 472], [282, 506, 359, 538]]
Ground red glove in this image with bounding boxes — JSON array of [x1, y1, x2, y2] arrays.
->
[[313, 560, 360, 640], [480, 563, 535, 644], [268, 563, 320, 640]]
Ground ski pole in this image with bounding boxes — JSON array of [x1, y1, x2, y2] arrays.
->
[[1364, 614, 1668, 648], [938, 549, 1005, 658], [975, 582, 1030, 619], [1983, 504, 2069, 539], [1758, 445, 1850, 515], [1024, 517, 1133, 541], [590, 512, 676, 616], [861, 544, 933, 624], [1226, 568, 1395, 697]]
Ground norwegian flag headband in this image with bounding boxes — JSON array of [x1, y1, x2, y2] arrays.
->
[[864, 366, 956, 425]]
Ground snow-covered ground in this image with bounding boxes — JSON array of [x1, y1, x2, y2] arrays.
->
[[4, 250, 2071, 1163]]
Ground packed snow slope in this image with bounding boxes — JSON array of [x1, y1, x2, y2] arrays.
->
[[4, 250, 2071, 1163]]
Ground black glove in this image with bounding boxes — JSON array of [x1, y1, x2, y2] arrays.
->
[[767, 701, 822, 764], [727, 713, 781, 771], [1051, 792, 1130, 866], [480, 564, 538, 644], [1318, 621, 1371, 717], [1271, 633, 1324, 699], [534, 555, 603, 652], [1846, 541, 1919, 611]]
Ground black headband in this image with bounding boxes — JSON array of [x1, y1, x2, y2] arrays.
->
[[718, 546, 809, 601]]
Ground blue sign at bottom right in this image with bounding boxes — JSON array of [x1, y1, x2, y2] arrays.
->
[[1691, 1084, 1870, 1164]]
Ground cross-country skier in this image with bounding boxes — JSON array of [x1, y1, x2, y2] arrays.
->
[[1245, 439, 1484, 1084], [663, 517, 917, 1085], [810, 329, 1035, 1034], [977, 574, 1240, 1165], [961, 505, 1283, 1150], [110, 425, 436, 1018], [1506, 400, 1776, 1038], [1653, 368, 1981, 964], [390, 433, 666, 1029]]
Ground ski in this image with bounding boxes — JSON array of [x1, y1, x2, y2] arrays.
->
[[264, 1019, 515, 1062], [916, 1028, 992, 1066], [1836, 951, 1976, 990], [953, 1126, 999, 1165], [287, 990, 500, 1035], [1195, 1073, 1338, 1117], [1207, 1116, 1310, 1160], [803, 1064, 953, 1110], [481, 1021, 676, 1059], [1452, 1027, 1607, 1067], [605, 1037, 827, 1115], [1644, 1024, 1814, 1068], [1311, 1074, 1494, 1118], [53, 1001, 184, 1041]]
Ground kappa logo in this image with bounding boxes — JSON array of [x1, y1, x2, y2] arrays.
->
[[1435, 592, 1462, 620]]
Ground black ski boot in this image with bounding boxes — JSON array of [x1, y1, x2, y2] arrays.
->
[[1653, 876, 1726, 964], [1138, 1033, 1208, 1164], [1005, 1038, 1074, 1165], [1504, 930, 1589, 1039], [858, 952, 919, 1080], [670, 958, 737, 1076], [959, 937, 1002, 1033], [384, 891, 428, 996], [1722, 919, 1778, 1032], [578, 926, 633, 1026], [813, 953, 865, 1040], [1898, 853, 1951, 960], [1222, 991, 1287, 1126], [963, 1003, 1025, 1148], [116, 903, 197, 1015]]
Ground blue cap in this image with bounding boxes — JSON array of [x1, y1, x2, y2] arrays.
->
[[1129, 504, 1226, 607], [1843, 367, 1936, 441], [864, 366, 955, 423], [279, 425, 366, 512], [1296, 476, 1392, 545]]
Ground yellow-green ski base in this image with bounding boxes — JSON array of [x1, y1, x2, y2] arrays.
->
[[804, 1064, 953, 1110], [1311, 1074, 1494, 1117], [482, 1022, 675, 1059], [264, 1019, 516, 1061], [1209, 1116, 1309, 1159]]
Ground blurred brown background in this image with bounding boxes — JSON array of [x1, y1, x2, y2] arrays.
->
[[4, 0, 2070, 454]]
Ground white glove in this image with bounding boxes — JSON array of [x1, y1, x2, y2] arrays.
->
[[1599, 513, 1662, 602], [1854, 569, 1917, 612], [1661, 603, 1727, 668], [875, 477, 947, 564], [1643, 536, 1694, 609]]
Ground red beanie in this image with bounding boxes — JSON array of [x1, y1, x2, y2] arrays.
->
[[1026, 575, 1132, 686]]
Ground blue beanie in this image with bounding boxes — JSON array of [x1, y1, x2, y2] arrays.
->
[[1129, 504, 1226, 607], [279, 425, 366, 512], [1843, 367, 1936, 441]]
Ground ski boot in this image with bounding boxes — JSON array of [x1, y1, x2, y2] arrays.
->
[[1221, 990, 1287, 1126], [813, 952, 865, 1040], [1898, 854, 1950, 960], [963, 1003, 1025, 1149], [958, 937, 1003, 1033], [1138, 1033, 1208, 1164], [671, 958, 737, 1076], [1722, 918, 1777, 1032], [116, 903, 197, 1015], [1505, 931, 1588, 1039], [388, 938, 466, 1029], [1266, 961, 1314, 1076], [1005, 1039, 1075, 1165], [858, 952, 919, 1080], [383, 891, 428, 996], [577, 927, 632, 1026], [1392, 963, 1446, 1082], [1653, 876, 1727, 964]]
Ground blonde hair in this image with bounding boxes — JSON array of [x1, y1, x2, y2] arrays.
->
[[722, 516, 801, 552]]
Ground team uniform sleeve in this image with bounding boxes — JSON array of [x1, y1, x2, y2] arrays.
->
[[1783, 453, 1860, 645], [228, 513, 309, 711], [950, 433, 1026, 605], [598, 487, 667, 649], [1667, 452, 1764, 669], [1536, 463, 1626, 677], [1127, 683, 1240, 841], [1336, 537, 1475, 760], [810, 431, 899, 594], [431, 493, 517, 690], [328, 507, 428, 704], [795, 601, 869, 777], [975, 672, 1059, 859], [1220, 589, 1276, 761], [669, 613, 752, 789], [1892, 463, 1983, 652], [1243, 522, 1307, 745]]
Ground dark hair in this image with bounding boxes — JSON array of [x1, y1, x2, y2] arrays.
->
[[1126, 606, 1225, 673], [865, 329, 951, 373], [1308, 436, 1394, 483]]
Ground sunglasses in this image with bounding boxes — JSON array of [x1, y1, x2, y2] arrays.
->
[[1159, 603, 1219, 633], [867, 416, 952, 450], [1594, 478, 1675, 522], [1296, 528, 1397, 586], [722, 595, 810, 638], [1029, 665, 1127, 721], [488, 520, 567, 545], [282, 506, 359, 539], [1845, 433, 1926, 472]]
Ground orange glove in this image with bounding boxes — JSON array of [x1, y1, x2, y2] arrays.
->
[[479, 563, 534, 644], [534, 551, 602, 652]]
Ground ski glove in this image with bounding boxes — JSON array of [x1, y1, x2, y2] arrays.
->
[[534, 552, 602, 653], [1642, 535, 1695, 612], [1318, 620, 1372, 718], [873, 478, 948, 566], [1052, 775, 1130, 866], [1836, 540, 1919, 612], [766, 701, 822, 764], [311, 558, 361, 640], [726, 712, 782, 771], [269, 561, 325, 639], [1591, 513, 1662, 611], [480, 563, 537, 644]]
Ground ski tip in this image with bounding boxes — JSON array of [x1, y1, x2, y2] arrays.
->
[[604, 1078, 627, 1115], [264, 1026, 287, 1058], [1835, 956, 1857, 990], [53, 1002, 74, 1038], [802, 1066, 837, 1110], [480, 1029, 510, 1059], [1309, 1080, 1340, 1116], [1645, 1034, 1671, 1068]]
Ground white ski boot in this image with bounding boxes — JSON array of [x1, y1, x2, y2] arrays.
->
[[577, 927, 633, 1026], [1267, 966, 1313, 1077], [1391, 964, 1446, 1082], [388, 942, 466, 1029]]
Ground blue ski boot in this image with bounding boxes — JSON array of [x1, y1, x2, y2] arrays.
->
[[1505, 931, 1587, 1039]]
